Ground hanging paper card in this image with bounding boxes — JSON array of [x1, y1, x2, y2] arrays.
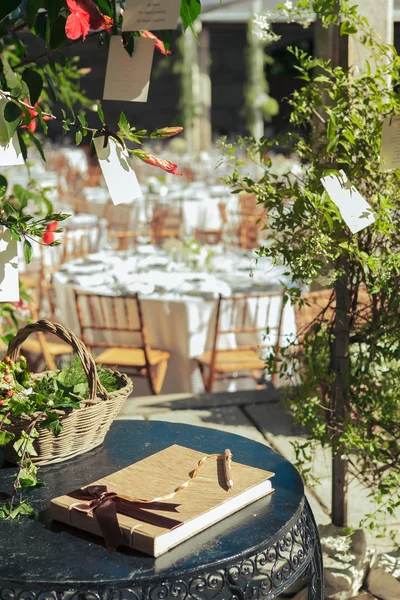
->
[[0, 97, 24, 167], [0, 229, 19, 302], [379, 116, 400, 171], [94, 136, 142, 206], [103, 37, 154, 102], [321, 170, 376, 234], [122, 0, 181, 32]]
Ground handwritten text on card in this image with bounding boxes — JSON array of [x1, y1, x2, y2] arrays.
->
[[122, 0, 181, 32]]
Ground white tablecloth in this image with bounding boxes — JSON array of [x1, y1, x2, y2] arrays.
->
[[52, 249, 296, 395]]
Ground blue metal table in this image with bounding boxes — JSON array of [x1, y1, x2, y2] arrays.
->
[[0, 420, 323, 599]]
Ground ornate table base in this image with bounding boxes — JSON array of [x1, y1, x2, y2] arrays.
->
[[0, 499, 323, 600]]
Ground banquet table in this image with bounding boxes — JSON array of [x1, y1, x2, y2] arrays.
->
[[0, 421, 324, 599], [52, 246, 296, 396]]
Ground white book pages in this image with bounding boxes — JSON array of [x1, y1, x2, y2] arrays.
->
[[0, 229, 19, 301], [93, 136, 142, 206], [380, 115, 400, 171], [321, 170, 376, 234], [122, 0, 181, 32], [0, 96, 24, 167], [103, 36, 154, 102]]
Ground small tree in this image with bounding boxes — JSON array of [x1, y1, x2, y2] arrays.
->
[[222, 1, 400, 542]]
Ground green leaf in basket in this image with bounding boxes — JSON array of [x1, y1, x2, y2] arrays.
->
[[72, 382, 88, 397], [40, 412, 63, 437], [0, 430, 14, 446]]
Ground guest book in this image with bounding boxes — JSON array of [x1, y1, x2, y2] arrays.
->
[[51, 445, 274, 557]]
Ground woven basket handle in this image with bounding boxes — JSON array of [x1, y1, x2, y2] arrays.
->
[[7, 320, 109, 400]]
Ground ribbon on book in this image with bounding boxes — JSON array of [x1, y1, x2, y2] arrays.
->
[[68, 450, 234, 553], [68, 485, 182, 553]]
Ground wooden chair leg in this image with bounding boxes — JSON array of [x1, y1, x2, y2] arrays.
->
[[197, 362, 211, 393], [154, 359, 168, 395]]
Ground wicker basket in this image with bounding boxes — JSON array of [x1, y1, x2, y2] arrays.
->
[[4, 319, 133, 466]]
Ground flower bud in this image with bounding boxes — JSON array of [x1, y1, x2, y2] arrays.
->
[[7, 390, 13, 397], [152, 126, 183, 139]]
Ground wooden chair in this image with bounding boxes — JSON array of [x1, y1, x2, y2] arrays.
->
[[1, 290, 73, 371], [238, 193, 268, 250], [104, 202, 135, 232], [195, 228, 223, 245], [294, 287, 372, 343], [61, 232, 89, 263], [74, 291, 170, 395], [150, 205, 182, 245], [294, 289, 335, 343], [195, 292, 285, 392]]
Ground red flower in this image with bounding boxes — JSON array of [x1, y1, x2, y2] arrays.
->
[[66, 0, 113, 40], [151, 126, 183, 139], [141, 30, 171, 55], [0, 399, 4, 405], [6, 391, 13, 398], [12, 299, 29, 310], [141, 153, 182, 176], [22, 102, 51, 133], [43, 231, 55, 245], [3, 376, 10, 383], [47, 221, 58, 231]]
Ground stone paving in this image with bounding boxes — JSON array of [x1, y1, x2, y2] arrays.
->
[[117, 385, 398, 552]]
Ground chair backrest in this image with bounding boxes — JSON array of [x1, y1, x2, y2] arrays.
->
[[151, 205, 182, 245], [74, 291, 153, 364], [294, 289, 335, 342], [61, 232, 90, 263], [1, 289, 58, 371], [211, 292, 285, 355], [195, 229, 222, 245], [105, 202, 134, 232], [238, 193, 265, 218], [295, 287, 373, 341]]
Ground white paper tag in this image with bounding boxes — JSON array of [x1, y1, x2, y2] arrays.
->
[[122, 0, 181, 31], [379, 116, 400, 171], [321, 170, 375, 234], [103, 36, 155, 102], [94, 136, 143, 206], [0, 229, 19, 302], [0, 96, 24, 167]]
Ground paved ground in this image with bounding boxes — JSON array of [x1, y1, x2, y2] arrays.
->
[[117, 385, 398, 551]]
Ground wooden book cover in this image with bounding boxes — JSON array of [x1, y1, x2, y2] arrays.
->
[[51, 444, 274, 556]]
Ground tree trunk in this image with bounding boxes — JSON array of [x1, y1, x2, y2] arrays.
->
[[331, 260, 351, 526]]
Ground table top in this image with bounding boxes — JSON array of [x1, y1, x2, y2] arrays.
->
[[0, 421, 304, 590]]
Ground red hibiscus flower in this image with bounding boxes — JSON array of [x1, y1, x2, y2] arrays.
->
[[21, 102, 51, 133], [42, 221, 58, 245], [141, 30, 171, 56], [66, 0, 113, 41], [140, 153, 182, 176]]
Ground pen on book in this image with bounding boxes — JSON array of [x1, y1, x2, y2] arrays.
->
[[224, 448, 233, 489]]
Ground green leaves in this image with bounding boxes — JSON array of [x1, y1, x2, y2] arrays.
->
[[180, 0, 201, 33], [2, 101, 22, 141], [0, 431, 14, 446], [23, 240, 32, 264], [22, 69, 43, 106]]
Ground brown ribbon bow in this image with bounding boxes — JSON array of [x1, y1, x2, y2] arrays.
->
[[69, 485, 182, 553]]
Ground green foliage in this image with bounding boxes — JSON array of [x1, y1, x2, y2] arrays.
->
[[222, 4, 400, 543], [0, 355, 121, 517]]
